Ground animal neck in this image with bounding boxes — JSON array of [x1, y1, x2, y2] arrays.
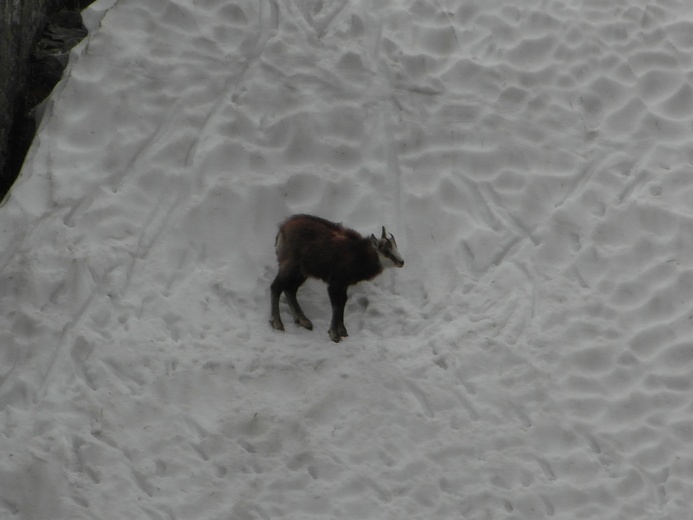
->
[[375, 249, 388, 269], [355, 242, 384, 280]]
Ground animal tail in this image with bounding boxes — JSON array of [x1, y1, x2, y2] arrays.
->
[[275, 228, 285, 259]]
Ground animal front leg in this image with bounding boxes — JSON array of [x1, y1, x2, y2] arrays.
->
[[327, 284, 348, 342]]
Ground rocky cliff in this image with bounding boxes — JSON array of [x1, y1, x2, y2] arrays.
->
[[0, 0, 91, 199]]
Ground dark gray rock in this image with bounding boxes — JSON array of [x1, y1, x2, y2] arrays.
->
[[0, 0, 92, 199]]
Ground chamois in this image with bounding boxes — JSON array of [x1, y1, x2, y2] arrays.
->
[[269, 214, 404, 342]]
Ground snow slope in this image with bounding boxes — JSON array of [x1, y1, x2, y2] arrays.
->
[[2, 0, 693, 518]]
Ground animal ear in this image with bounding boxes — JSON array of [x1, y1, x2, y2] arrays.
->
[[370, 234, 379, 248], [381, 226, 387, 239]]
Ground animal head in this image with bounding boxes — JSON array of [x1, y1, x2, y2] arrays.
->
[[371, 226, 404, 268]]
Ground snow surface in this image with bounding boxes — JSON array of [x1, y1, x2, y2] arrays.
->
[[2, 0, 693, 518]]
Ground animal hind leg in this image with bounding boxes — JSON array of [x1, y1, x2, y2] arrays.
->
[[285, 276, 312, 330], [270, 274, 286, 331]]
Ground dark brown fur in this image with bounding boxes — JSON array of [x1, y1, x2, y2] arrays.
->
[[269, 214, 392, 342]]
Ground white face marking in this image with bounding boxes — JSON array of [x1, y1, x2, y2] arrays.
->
[[377, 236, 404, 268]]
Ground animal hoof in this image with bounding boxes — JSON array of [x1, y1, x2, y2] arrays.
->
[[328, 329, 341, 343], [338, 325, 348, 338], [270, 317, 285, 331], [296, 317, 313, 330]]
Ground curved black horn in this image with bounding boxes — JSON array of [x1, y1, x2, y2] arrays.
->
[[381, 226, 386, 239]]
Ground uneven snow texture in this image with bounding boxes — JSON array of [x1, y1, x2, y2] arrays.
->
[[2, 0, 693, 518]]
